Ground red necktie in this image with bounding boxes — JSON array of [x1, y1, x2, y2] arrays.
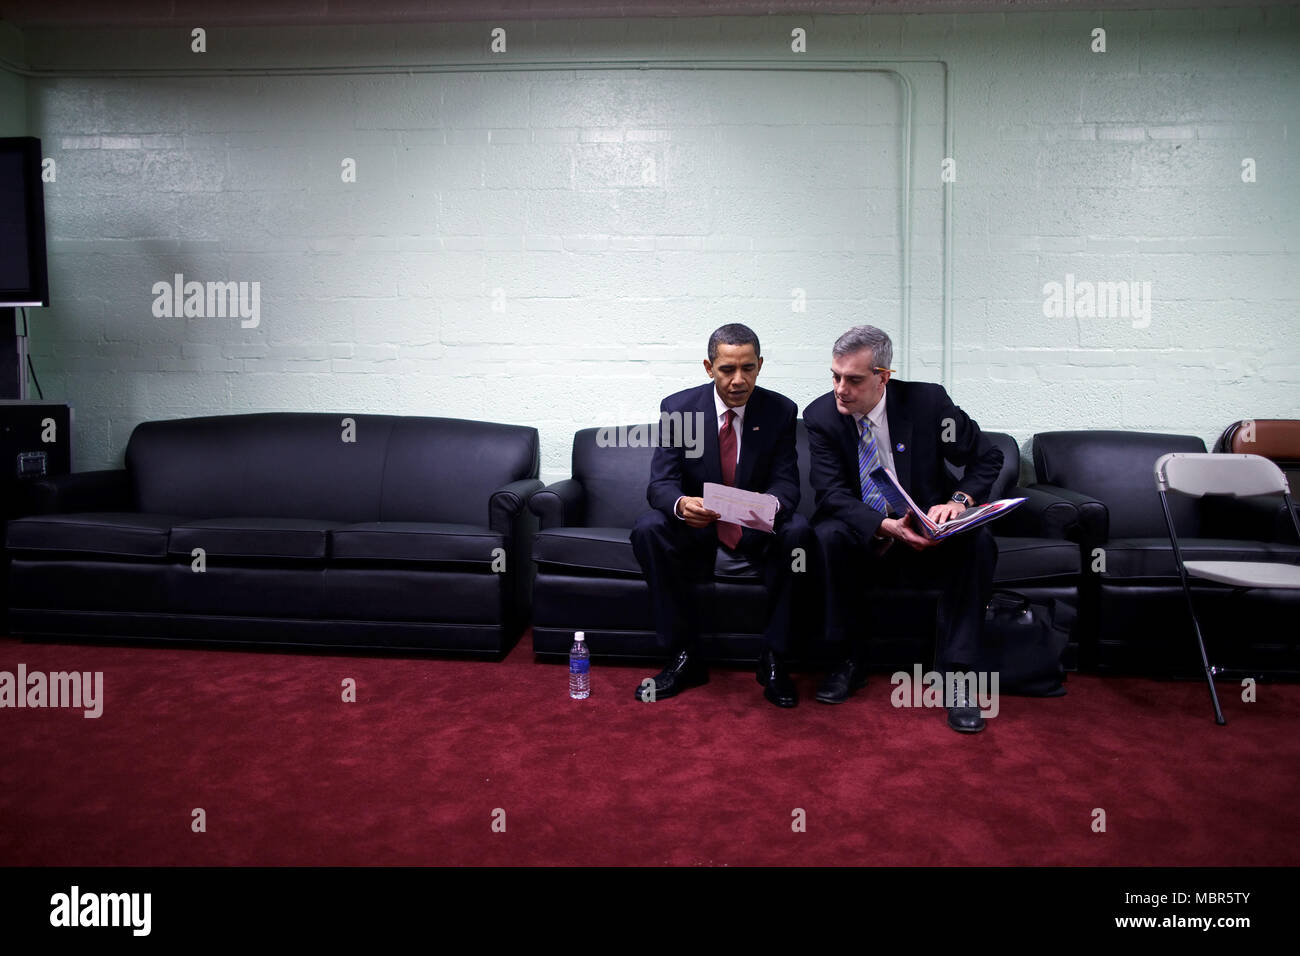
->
[[717, 409, 741, 549]]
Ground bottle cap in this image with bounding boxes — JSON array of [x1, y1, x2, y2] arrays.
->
[[575, 631, 585, 641]]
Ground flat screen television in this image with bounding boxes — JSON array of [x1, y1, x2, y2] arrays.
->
[[0, 136, 50, 308]]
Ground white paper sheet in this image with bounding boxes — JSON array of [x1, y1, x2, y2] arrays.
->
[[702, 482, 778, 533]]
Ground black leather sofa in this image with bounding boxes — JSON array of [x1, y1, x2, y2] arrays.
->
[[1032, 430, 1300, 674], [530, 423, 1081, 668], [6, 412, 541, 654]]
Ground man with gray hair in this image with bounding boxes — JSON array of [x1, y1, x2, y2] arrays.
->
[[802, 325, 1002, 732]]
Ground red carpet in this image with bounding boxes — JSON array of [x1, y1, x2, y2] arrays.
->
[[1, 632, 1298, 866]]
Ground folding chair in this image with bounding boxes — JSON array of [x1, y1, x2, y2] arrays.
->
[[1155, 453, 1300, 724]]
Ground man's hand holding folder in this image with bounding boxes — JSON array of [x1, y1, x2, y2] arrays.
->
[[869, 467, 1027, 544]]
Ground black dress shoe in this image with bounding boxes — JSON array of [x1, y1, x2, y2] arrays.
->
[[635, 649, 708, 702], [945, 676, 987, 733], [755, 649, 797, 708], [815, 659, 867, 704]]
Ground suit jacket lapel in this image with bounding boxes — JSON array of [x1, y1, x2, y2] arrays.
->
[[700, 384, 723, 487], [885, 386, 913, 494], [839, 408, 861, 496], [734, 387, 760, 490]]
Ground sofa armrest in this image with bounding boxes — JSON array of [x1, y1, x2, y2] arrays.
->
[[22, 470, 132, 515], [1027, 483, 1108, 544], [527, 479, 587, 530], [489, 478, 545, 537], [490, 477, 543, 634], [995, 486, 1078, 539]]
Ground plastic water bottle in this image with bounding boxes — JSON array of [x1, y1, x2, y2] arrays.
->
[[569, 631, 590, 700]]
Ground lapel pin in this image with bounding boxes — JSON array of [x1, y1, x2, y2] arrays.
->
[[896, 443, 905, 452]]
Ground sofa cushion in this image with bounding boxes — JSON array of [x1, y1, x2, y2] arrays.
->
[[534, 526, 768, 581], [713, 547, 762, 579], [1103, 537, 1300, 580], [570, 430, 657, 529], [168, 518, 338, 560], [330, 522, 504, 564], [534, 527, 640, 575], [125, 413, 539, 527], [6, 512, 180, 558], [993, 536, 1081, 583], [128, 413, 396, 522], [948, 432, 1020, 502], [378, 418, 539, 523], [1033, 430, 1207, 537]]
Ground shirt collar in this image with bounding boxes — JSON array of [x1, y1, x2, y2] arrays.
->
[[852, 388, 887, 431]]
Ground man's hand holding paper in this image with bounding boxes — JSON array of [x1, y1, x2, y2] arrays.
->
[[702, 482, 779, 533]]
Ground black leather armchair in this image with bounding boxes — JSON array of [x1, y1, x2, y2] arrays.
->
[[1032, 430, 1300, 673], [1216, 419, 1300, 526], [529, 423, 794, 661], [531, 424, 1081, 667], [7, 412, 542, 654]]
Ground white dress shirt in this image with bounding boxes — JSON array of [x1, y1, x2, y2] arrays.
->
[[852, 388, 896, 475], [674, 388, 748, 520]]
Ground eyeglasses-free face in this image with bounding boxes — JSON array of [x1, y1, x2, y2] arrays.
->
[[831, 349, 892, 417]]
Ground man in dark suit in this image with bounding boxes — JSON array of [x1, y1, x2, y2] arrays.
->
[[803, 325, 1002, 733], [632, 324, 809, 707]]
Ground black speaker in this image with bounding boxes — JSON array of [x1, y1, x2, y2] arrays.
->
[[0, 401, 72, 514], [1, 401, 72, 632]]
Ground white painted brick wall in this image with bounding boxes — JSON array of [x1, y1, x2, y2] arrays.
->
[[11, 8, 1299, 483]]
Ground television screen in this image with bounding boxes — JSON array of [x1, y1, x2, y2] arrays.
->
[[0, 136, 50, 308]]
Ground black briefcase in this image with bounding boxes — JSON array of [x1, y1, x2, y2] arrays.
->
[[975, 590, 1073, 697]]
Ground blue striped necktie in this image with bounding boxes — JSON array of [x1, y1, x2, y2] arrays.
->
[[857, 418, 892, 514]]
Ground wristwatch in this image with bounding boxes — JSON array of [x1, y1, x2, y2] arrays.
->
[[951, 491, 974, 507]]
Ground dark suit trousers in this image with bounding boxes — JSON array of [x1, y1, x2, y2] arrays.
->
[[813, 518, 997, 668], [631, 509, 810, 656]]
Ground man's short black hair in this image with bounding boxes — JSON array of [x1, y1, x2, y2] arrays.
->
[[707, 324, 761, 363]]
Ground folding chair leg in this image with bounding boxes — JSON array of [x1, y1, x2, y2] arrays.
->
[[1161, 490, 1227, 725], [1186, 604, 1226, 726]]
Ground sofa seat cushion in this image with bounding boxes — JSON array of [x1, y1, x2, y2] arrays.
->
[[535, 526, 773, 582], [992, 536, 1081, 583], [1104, 537, 1300, 580], [168, 517, 339, 560], [330, 522, 503, 564], [6, 512, 181, 558], [714, 547, 761, 579], [534, 527, 640, 575]]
